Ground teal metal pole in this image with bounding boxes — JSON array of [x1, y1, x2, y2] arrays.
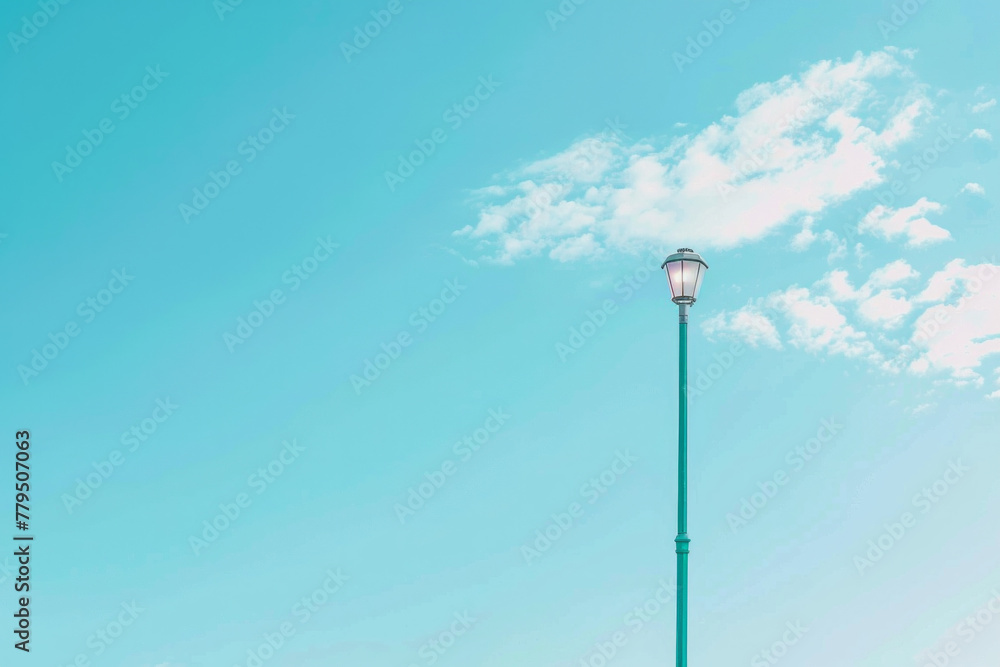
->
[[676, 303, 689, 667]]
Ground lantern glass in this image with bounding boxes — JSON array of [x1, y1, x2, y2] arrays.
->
[[666, 261, 684, 301], [662, 249, 708, 305], [692, 260, 705, 300]]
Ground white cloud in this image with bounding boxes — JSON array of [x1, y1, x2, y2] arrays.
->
[[909, 261, 1000, 385], [854, 244, 869, 264], [868, 259, 920, 287], [706, 259, 1000, 393], [960, 182, 985, 196], [969, 128, 993, 141], [789, 218, 847, 262], [816, 260, 918, 329], [915, 258, 967, 302], [459, 50, 933, 263], [703, 305, 783, 350], [522, 137, 619, 183], [858, 198, 950, 247], [790, 217, 818, 251], [825, 261, 916, 329], [821, 269, 861, 301], [821, 230, 847, 263], [549, 234, 603, 262], [857, 289, 913, 328], [772, 287, 886, 362], [702, 286, 886, 365], [971, 99, 997, 113], [819, 259, 917, 300]]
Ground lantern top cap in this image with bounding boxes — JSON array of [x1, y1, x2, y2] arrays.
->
[[661, 248, 709, 270]]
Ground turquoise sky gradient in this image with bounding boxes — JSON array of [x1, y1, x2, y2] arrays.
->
[[2, 1, 999, 665]]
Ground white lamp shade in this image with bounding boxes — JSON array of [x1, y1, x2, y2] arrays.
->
[[662, 249, 708, 304]]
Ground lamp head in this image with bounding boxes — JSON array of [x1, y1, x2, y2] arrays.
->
[[661, 248, 708, 305]]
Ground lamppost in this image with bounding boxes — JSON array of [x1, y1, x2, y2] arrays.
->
[[661, 248, 708, 667]]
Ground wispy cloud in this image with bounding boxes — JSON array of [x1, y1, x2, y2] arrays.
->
[[971, 98, 997, 113], [703, 258, 1000, 394], [457, 50, 932, 264], [857, 198, 950, 247]]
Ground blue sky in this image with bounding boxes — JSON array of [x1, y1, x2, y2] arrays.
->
[[1, 0, 999, 665]]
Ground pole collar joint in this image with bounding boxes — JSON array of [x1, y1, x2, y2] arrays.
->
[[675, 534, 690, 554]]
